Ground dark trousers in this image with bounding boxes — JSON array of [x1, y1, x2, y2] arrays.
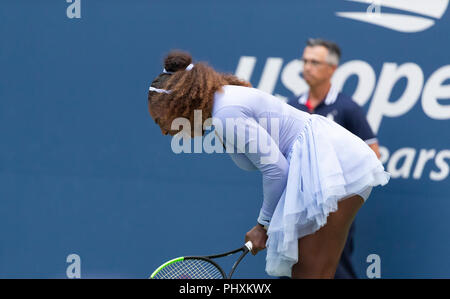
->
[[334, 222, 357, 279]]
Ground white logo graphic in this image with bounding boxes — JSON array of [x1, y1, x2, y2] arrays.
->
[[366, 254, 381, 278], [66, 0, 81, 19], [169, 110, 281, 165], [336, 0, 449, 33], [66, 253, 81, 278], [327, 110, 338, 122]]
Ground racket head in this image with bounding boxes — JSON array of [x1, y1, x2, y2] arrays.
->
[[150, 256, 226, 279]]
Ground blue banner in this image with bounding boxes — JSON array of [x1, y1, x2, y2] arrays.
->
[[0, 0, 449, 278]]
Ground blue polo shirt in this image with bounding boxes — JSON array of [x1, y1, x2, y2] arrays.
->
[[287, 86, 377, 144]]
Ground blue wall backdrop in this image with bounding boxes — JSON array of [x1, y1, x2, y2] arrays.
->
[[1, 0, 449, 278]]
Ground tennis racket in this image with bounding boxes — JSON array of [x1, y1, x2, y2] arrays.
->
[[150, 241, 253, 279]]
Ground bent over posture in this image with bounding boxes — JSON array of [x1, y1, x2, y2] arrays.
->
[[147, 50, 390, 278]]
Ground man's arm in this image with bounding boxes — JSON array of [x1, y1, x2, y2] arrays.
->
[[368, 142, 381, 159]]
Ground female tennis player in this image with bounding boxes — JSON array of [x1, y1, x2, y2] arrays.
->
[[147, 50, 390, 278]]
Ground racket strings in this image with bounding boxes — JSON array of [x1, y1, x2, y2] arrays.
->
[[154, 259, 224, 279]]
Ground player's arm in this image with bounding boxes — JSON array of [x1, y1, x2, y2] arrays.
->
[[215, 106, 289, 225], [240, 126, 288, 254]]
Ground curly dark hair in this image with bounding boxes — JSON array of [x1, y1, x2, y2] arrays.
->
[[147, 50, 251, 136]]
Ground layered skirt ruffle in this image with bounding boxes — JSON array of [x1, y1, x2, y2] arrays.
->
[[265, 114, 390, 277]]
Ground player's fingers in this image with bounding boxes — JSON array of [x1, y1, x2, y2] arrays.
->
[[251, 243, 265, 255]]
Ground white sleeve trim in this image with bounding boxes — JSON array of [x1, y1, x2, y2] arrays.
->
[[364, 138, 378, 145]]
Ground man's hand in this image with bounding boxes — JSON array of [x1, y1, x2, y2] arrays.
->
[[245, 224, 268, 255]]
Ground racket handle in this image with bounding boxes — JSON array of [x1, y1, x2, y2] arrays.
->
[[244, 241, 253, 252]]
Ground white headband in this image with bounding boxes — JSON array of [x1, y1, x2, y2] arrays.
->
[[149, 86, 171, 94], [150, 63, 194, 93], [162, 63, 194, 74]]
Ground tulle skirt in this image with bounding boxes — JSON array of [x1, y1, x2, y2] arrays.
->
[[265, 114, 390, 277]]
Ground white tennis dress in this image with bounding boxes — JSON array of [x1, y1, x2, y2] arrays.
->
[[211, 85, 390, 277]]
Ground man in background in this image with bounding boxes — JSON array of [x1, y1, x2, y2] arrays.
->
[[287, 38, 380, 278]]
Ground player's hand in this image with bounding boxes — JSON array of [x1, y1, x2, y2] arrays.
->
[[245, 224, 268, 255]]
